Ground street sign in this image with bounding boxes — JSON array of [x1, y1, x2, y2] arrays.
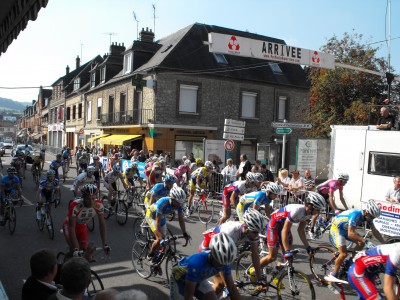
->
[[223, 132, 244, 141], [276, 128, 292, 135], [271, 122, 312, 129], [224, 125, 245, 134], [224, 139, 235, 151], [224, 119, 246, 128]]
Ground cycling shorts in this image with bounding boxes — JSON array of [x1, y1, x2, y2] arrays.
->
[[170, 275, 214, 300], [329, 224, 351, 248], [266, 221, 293, 248], [348, 264, 380, 300], [40, 189, 54, 203], [94, 171, 100, 184], [189, 180, 206, 194], [145, 209, 167, 236], [62, 219, 89, 250]]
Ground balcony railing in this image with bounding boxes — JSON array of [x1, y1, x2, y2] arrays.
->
[[100, 109, 154, 126]]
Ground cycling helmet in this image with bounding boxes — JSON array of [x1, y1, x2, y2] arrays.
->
[[93, 155, 99, 160], [204, 161, 213, 169], [56, 154, 62, 160], [47, 169, 56, 176], [164, 174, 175, 184], [159, 159, 166, 166], [152, 156, 158, 162], [17, 151, 24, 157], [243, 208, 265, 233], [255, 173, 264, 182], [366, 199, 381, 218], [113, 164, 121, 172], [195, 158, 203, 164], [265, 182, 281, 195], [305, 192, 326, 210], [80, 184, 98, 196], [87, 166, 96, 173], [130, 161, 137, 168], [169, 186, 186, 204], [209, 232, 237, 265], [7, 167, 16, 174], [337, 173, 349, 181], [246, 172, 257, 183], [184, 159, 191, 167]]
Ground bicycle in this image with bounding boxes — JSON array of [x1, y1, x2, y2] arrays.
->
[[235, 248, 316, 299], [1, 196, 16, 234], [32, 166, 41, 187], [53, 188, 61, 208], [102, 190, 128, 225], [36, 202, 54, 240], [63, 158, 70, 174], [185, 188, 215, 225]]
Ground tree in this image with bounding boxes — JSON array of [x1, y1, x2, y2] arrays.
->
[[305, 31, 395, 138]]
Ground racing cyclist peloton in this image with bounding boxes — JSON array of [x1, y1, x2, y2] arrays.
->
[[247, 192, 326, 286], [49, 154, 66, 182], [325, 199, 386, 282], [35, 169, 60, 221], [170, 233, 240, 300], [0, 167, 21, 225], [187, 160, 214, 215], [123, 160, 142, 192], [348, 242, 400, 300], [145, 186, 190, 262], [144, 174, 175, 209], [62, 184, 110, 257], [90, 155, 105, 190], [236, 182, 281, 222], [103, 164, 129, 205], [174, 159, 191, 187], [73, 166, 96, 198], [218, 172, 257, 225]]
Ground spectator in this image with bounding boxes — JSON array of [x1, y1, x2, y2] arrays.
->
[[91, 146, 97, 155], [138, 150, 147, 162], [251, 164, 259, 173], [386, 176, 400, 203], [260, 164, 274, 183], [303, 169, 316, 191], [236, 153, 251, 180], [255, 159, 261, 167], [22, 249, 58, 300], [376, 106, 395, 130], [288, 170, 305, 199], [48, 257, 91, 300], [221, 158, 237, 184], [276, 168, 290, 205], [188, 153, 195, 163]]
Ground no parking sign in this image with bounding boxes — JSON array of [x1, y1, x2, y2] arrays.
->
[[224, 139, 235, 152]]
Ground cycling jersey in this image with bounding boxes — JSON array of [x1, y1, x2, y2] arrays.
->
[[0, 175, 20, 192], [124, 167, 140, 185], [62, 150, 70, 159], [174, 165, 191, 180], [73, 173, 95, 189], [222, 180, 255, 208], [104, 171, 124, 185], [317, 179, 342, 195], [237, 191, 270, 213], [144, 182, 169, 208], [190, 167, 211, 183], [11, 157, 24, 170], [50, 160, 64, 178], [39, 178, 59, 191], [146, 197, 183, 234], [91, 162, 104, 172]]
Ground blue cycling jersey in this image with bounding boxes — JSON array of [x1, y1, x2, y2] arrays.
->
[[39, 178, 59, 191], [148, 183, 168, 199], [149, 197, 183, 226], [332, 209, 372, 234], [0, 175, 20, 191], [239, 191, 271, 212], [50, 160, 64, 170]]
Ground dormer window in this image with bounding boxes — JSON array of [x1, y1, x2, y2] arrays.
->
[[124, 52, 132, 74], [100, 67, 106, 84], [269, 62, 283, 74], [213, 53, 228, 65], [74, 77, 81, 91], [90, 72, 96, 88]]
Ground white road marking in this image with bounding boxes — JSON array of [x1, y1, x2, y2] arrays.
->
[[0, 280, 9, 300]]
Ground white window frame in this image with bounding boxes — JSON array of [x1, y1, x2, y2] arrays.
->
[[87, 101, 92, 122], [241, 92, 257, 118], [73, 77, 80, 91], [97, 98, 102, 120], [90, 73, 96, 88], [124, 53, 132, 74], [100, 67, 106, 83], [278, 96, 287, 121], [179, 84, 198, 114]]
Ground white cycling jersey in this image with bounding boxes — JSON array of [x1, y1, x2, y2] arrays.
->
[[73, 172, 95, 188]]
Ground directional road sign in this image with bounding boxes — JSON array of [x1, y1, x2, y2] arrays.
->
[[271, 122, 312, 129], [224, 125, 245, 134], [224, 119, 246, 128], [223, 132, 244, 141], [276, 128, 292, 135]]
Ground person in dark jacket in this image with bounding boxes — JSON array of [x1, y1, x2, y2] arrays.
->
[[236, 153, 251, 180]]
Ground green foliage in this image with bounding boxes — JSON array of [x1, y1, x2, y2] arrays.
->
[[306, 32, 392, 138]]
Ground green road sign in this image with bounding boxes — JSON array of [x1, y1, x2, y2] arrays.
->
[[276, 128, 292, 134]]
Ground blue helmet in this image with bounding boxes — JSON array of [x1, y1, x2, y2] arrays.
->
[[164, 175, 175, 184]]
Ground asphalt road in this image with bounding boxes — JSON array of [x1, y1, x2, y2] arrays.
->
[[0, 149, 365, 300]]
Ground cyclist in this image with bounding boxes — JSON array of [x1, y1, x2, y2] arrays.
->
[[325, 199, 386, 282], [110, 153, 120, 169], [254, 172, 265, 191], [189, 157, 203, 173], [170, 233, 240, 300], [31, 152, 42, 177], [75, 148, 83, 171], [49, 154, 66, 181], [218, 172, 257, 225], [73, 166, 96, 198], [90, 155, 105, 190], [200, 208, 266, 286], [77, 151, 89, 173], [103, 164, 128, 205], [144, 175, 175, 209], [144, 156, 158, 189], [0, 167, 21, 225], [62, 184, 110, 256], [236, 182, 280, 222], [62, 147, 71, 171], [35, 169, 59, 221], [348, 242, 400, 300], [174, 159, 191, 187], [187, 160, 214, 215], [148, 160, 164, 188], [146, 186, 190, 261], [11, 151, 25, 180], [247, 192, 326, 284], [123, 160, 142, 190]]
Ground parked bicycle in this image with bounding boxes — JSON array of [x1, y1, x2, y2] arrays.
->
[[36, 202, 54, 240], [1, 196, 16, 234], [102, 190, 128, 225]]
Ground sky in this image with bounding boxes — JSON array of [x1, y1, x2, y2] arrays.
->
[[0, 0, 398, 103]]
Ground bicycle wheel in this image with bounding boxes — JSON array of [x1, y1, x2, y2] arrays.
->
[[329, 231, 353, 250], [309, 246, 336, 286], [165, 254, 184, 286], [276, 269, 316, 300], [115, 200, 128, 225], [86, 269, 104, 297], [386, 236, 400, 244], [235, 251, 253, 281], [87, 218, 95, 232], [37, 213, 45, 231], [198, 198, 215, 224], [102, 196, 111, 219], [133, 217, 148, 242], [54, 190, 61, 208], [131, 240, 153, 278], [46, 213, 55, 240], [8, 206, 16, 234]]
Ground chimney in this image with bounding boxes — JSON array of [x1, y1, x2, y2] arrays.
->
[[140, 27, 155, 43], [109, 42, 126, 56], [76, 55, 81, 69], [66, 65, 70, 74]]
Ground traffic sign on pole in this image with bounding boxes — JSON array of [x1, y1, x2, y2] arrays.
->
[[223, 132, 244, 141], [276, 128, 292, 135], [224, 125, 245, 134], [224, 139, 235, 151], [271, 122, 312, 129], [224, 119, 246, 128]]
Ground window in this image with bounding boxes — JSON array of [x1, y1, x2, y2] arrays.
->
[[124, 53, 132, 74], [66, 107, 71, 120], [72, 105, 76, 120], [120, 93, 126, 112], [87, 101, 92, 122], [73, 77, 80, 91], [90, 73, 96, 88], [278, 96, 287, 121], [241, 92, 257, 118], [179, 85, 198, 114], [100, 67, 106, 83], [97, 98, 102, 119], [269, 62, 283, 74], [368, 152, 400, 177], [78, 103, 82, 119], [213, 53, 228, 64]]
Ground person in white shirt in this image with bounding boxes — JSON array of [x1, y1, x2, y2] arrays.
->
[[288, 170, 305, 200], [386, 176, 400, 203], [221, 158, 237, 185]]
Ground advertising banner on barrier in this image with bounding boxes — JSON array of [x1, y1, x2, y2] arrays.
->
[[120, 159, 146, 179], [374, 200, 400, 236]]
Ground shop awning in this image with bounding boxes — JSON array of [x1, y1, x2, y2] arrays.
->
[[87, 134, 110, 143], [97, 134, 142, 146]]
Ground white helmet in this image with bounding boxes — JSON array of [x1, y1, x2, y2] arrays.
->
[[184, 159, 191, 167], [243, 208, 265, 233], [338, 173, 349, 181], [87, 166, 96, 173], [265, 182, 281, 195], [366, 199, 381, 218], [306, 192, 326, 210], [246, 172, 257, 183], [204, 161, 213, 169], [255, 173, 264, 182], [209, 232, 237, 265], [170, 187, 186, 204]]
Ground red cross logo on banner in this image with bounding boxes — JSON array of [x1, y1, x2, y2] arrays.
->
[[311, 51, 320, 64]]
